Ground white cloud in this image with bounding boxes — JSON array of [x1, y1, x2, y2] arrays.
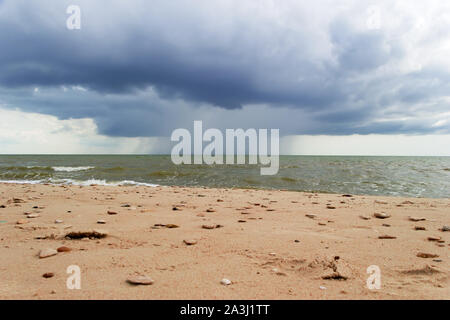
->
[[1, 107, 449, 156], [0, 107, 166, 154], [281, 134, 450, 156]]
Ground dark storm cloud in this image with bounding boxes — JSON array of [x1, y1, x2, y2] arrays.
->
[[0, 0, 449, 137]]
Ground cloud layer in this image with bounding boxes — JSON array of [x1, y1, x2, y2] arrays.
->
[[0, 0, 450, 137]]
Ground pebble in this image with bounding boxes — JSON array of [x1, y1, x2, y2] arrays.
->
[[441, 226, 450, 232], [57, 246, 72, 252], [206, 208, 216, 213], [127, 276, 154, 285], [202, 224, 217, 229], [359, 215, 371, 220], [417, 252, 439, 258], [107, 211, 118, 215], [97, 220, 106, 224], [220, 278, 232, 286], [305, 214, 316, 219], [409, 216, 426, 222], [374, 213, 390, 219], [165, 224, 179, 229], [55, 219, 63, 224], [272, 268, 287, 276], [27, 213, 40, 219], [16, 219, 29, 225], [414, 226, 426, 231], [39, 248, 58, 259], [183, 239, 197, 245], [319, 286, 327, 290], [42, 272, 54, 278], [427, 236, 441, 242], [378, 235, 397, 239]]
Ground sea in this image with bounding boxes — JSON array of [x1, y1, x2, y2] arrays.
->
[[0, 155, 449, 198]]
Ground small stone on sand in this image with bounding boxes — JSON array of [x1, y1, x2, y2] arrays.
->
[[42, 272, 54, 278], [127, 276, 154, 285], [97, 220, 106, 224], [107, 211, 118, 215], [220, 278, 232, 286], [409, 217, 426, 222], [55, 219, 63, 224], [39, 248, 58, 259], [378, 235, 397, 239], [57, 246, 71, 252], [16, 219, 29, 225], [374, 213, 390, 219], [272, 268, 287, 276], [27, 213, 40, 219], [183, 239, 197, 245], [417, 252, 439, 258]]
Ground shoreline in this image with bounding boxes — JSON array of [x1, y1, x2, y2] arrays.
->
[[0, 183, 448, 299], [0, 181, 449, 200]]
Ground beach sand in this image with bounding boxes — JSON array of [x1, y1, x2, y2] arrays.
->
[[0, 183, 448, 300]]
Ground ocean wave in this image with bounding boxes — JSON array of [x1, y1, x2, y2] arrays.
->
[[1, 166, 53, 171], [0, 179, 46, 185], [0, 179, 158, 187], [52, 166, 95, 172]]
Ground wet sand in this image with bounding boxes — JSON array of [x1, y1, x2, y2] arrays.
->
[[0, 183, 448, 299]]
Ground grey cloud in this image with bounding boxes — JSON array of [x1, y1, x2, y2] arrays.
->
[[0, 0, 449, 137]]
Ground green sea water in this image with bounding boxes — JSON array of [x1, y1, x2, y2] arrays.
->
[[0, 155, 449, 198]]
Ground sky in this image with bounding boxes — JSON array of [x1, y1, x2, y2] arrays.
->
[[0, 0, 450, 155]]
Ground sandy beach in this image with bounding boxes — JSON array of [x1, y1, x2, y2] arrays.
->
[[0, 183, 448, 300]]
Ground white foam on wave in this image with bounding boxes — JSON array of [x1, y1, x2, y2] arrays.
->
[[52, 166, 95, 172], [0, 179, 159, 187], [58, 179, 158, 187], [0, 179, 46, 185]]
